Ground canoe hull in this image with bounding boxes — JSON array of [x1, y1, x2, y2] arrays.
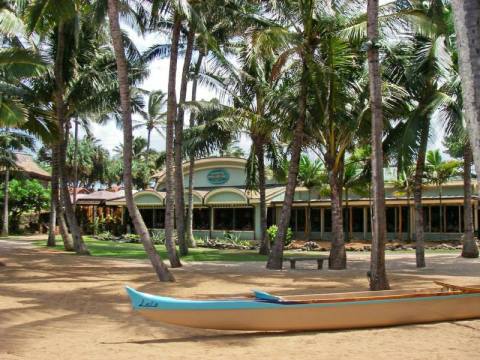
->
[[133, 293, 480, 331]]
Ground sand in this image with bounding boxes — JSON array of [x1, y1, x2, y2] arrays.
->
[[1, 236, 480, 360]]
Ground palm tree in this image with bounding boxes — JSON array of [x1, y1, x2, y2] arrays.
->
[[133, 90, 166, 162], [298, 155, 324, 241], [451, 1, 480, 187], [106, 0, 174, 282], [266, 0, 314, 270], [367, 0, 389, 291], [424, 149, 459, 233], [0, 130, 35, 236], [461, 141, 478, 258]]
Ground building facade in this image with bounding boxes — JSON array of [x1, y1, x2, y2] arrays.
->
[[107, 157, 479, 242]]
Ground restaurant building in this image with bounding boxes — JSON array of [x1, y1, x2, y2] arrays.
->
[[105, 157, 479, 242]]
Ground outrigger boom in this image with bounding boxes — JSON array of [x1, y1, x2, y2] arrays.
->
[[126, 282, 480, 331]]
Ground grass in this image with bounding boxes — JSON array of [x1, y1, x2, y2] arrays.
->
[[5, 235, 460, 261], [33, 236, 323, 262]]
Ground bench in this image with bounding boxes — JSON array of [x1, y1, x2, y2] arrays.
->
[[284, 256, 330, 270]]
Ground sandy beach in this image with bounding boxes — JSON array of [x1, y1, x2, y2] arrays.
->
[[1, 237, 480, 360]]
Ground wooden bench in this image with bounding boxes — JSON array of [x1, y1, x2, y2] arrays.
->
[[284, 256, 330, 270]]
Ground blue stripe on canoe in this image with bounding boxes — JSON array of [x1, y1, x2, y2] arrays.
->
[[125, 287, 480, 311]]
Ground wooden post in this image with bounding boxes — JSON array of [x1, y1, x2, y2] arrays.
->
[[459, 205, 462, 233], [398, 205, 403, 241], [363, 207, 368, 240], [320, 207, 325, 240], [209, 207, 214, 239], [349, 207, 353, 235]]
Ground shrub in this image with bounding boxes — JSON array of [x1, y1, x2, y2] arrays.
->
[[150, 229, 165, 244], [95, 231, 115, 241], [267, 225, 293, 246], [122, 233, 140, 243]]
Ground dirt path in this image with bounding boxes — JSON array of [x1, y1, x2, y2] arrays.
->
[[1, 237, 480, 360]]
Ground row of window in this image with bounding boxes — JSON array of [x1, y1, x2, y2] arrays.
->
[[270, 205, 473, 234], [139, 208, 254, 231], [139, 205, 473, 233]]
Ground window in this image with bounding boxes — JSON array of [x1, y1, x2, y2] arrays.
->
[[214, 208, 234, 230], [445, 206, 460, 233], [213, 208, 254, 231], [310, 208, 321, 232], [431, 206, 441, 232], [351, 207, 364, 232], [423, 206, 430, 232], [290, 208, 306, 232], [140, 209, 154, 228], [386, 207, 396, 233], [401, 206, 409, 233], [267, 207, 276, 227], [153, 209, 165, 228], [193, 208, 209, 230], [235, 208, 254, 231], [324, 209, 332, 232]]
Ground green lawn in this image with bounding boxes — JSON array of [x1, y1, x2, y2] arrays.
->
[[26, 236, 461, 261], [34, 237, 318, 262]]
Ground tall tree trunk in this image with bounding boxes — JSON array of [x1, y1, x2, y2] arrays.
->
[[47, 165, 57, 247], [413, 121, 429, 268], [367, 0, 389, 290], [186, 52, 204, 247], [452, 1, 480, 192], [329, 168, 346, 269], [305, 189, 311, 241], [462, 141, 478, 258], [53, 22, 89, 255], [73, 118, 79, 205], [107, 0, 174, 281], [164, 12, 182, 267], [2, 169, 9, 236], [175, 27, 195, 256], [59, 123, 89, 254], [146, 127, 151, 163], [266, 61, 307, 270], [256, 138, 269, 255], [48, 146, 73, 250]]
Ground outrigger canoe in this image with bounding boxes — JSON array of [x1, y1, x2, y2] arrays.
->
[[125, 282, 480, 331]]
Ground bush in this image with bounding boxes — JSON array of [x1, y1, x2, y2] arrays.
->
[[122, 233, 140, 243], [95, 231, 115, 241], [267, 225, 293, 246], [150, 229, 165, 244]]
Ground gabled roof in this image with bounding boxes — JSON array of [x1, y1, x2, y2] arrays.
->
[[11, 153, 50, 181]]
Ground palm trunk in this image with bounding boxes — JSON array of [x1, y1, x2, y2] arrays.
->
[[107, 0, 174, 281], [367, 0, 389, 290], [59, 122, 89, 254], [2, 169, 9, 236], [329, 168, 346, 269], [305, 189, 311, 241], [164, 12, 182, 267], [53, 22, 88, 255], [256, 139, 269, 255], [175, 27, 195, 256], [452, 1, 480, 192], [462, 141, 478, 258], [48, 146, 73, 250], [186, 52, 204, 247], [266, 60, 307, 270], [146, 127, 152, 163], [47, 169, 57, 247], [413, 121, 429, 268], [345, 188, 349, 241], [73, 118, 79, 205]]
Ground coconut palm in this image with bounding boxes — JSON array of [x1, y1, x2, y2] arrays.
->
[[106, 0, 174, 281], [451, 1, 480, 185], [367, 0, 389, 290], [0, 130, 35, 236], [297, 155, 324, 241], [133, 90, 166, 161], [424, 149, 460, 232]]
